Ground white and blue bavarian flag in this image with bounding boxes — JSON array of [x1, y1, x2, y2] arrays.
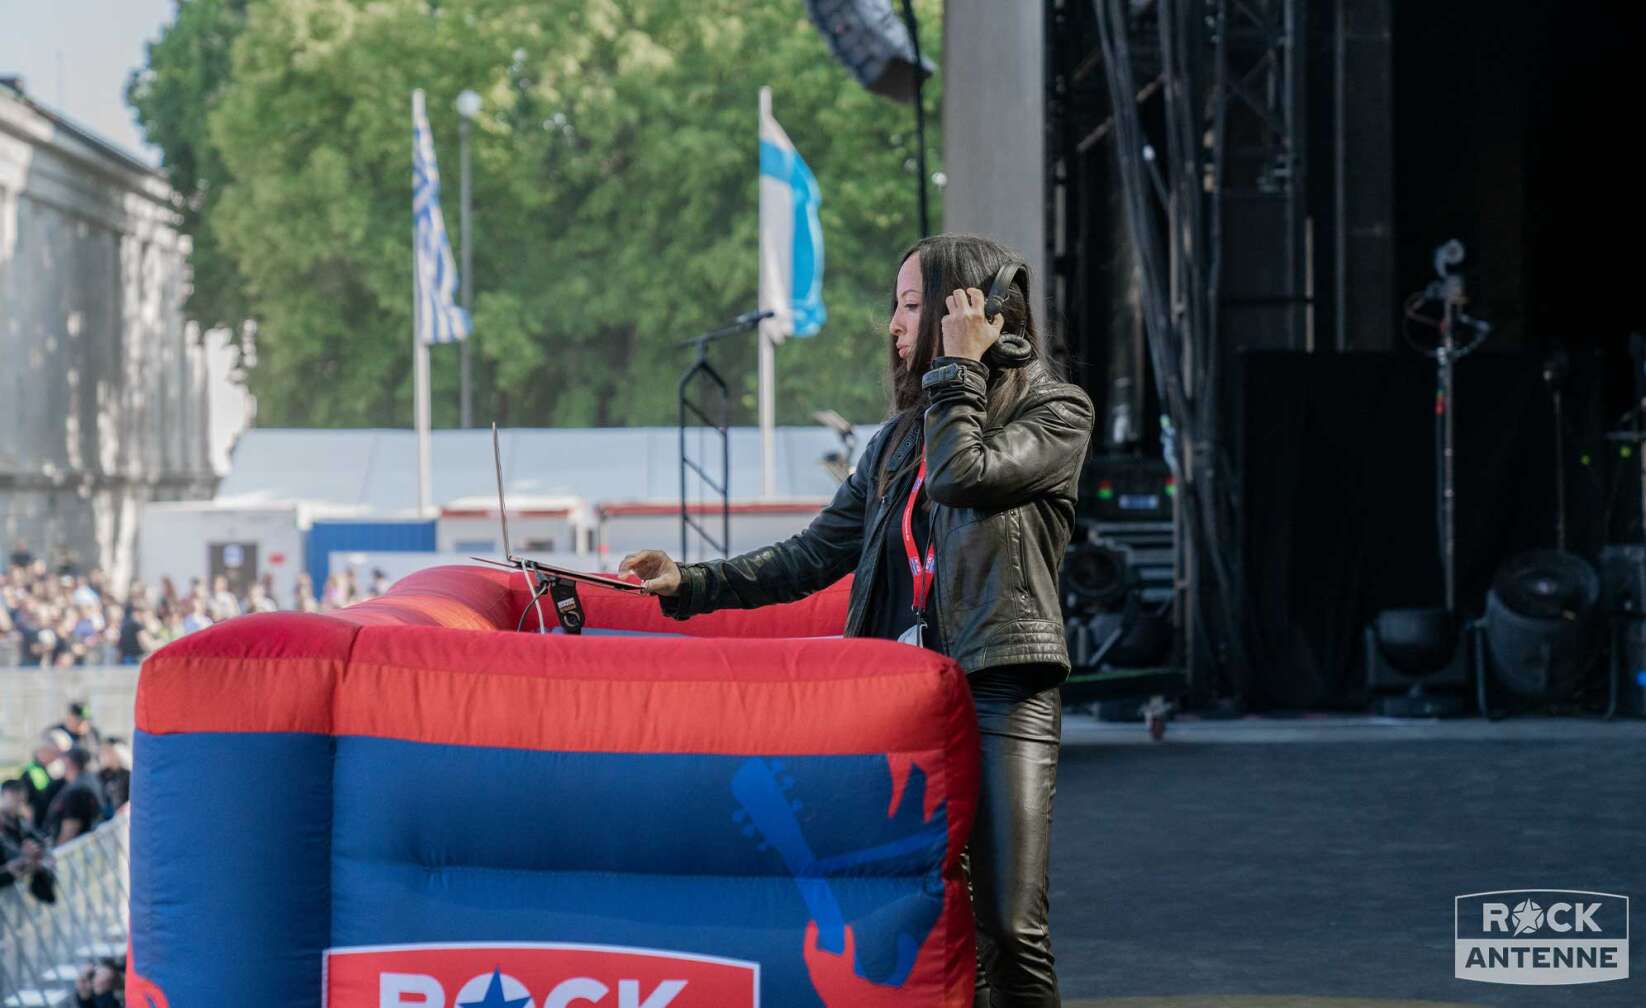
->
[[411, 89, 470, 346], [758, 89, 825, 341]]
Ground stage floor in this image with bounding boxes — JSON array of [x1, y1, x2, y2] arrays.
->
[[1050, 714, 1646, 1006]]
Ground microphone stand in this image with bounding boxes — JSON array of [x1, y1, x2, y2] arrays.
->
[[1409, 241, 1491, 614], [675, 310, 773, 560], [1542, 350, 1570, 552]]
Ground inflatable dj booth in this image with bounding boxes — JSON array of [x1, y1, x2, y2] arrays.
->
[[128, 565, 981, 1007]]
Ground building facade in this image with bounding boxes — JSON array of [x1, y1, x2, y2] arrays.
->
[[0, 82, 214, 588]]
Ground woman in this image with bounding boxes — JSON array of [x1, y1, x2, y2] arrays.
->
[[620, 233, 1093, 1007]]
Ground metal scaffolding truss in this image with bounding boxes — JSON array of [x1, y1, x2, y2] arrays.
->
[[1048, 0, 1307, 695]]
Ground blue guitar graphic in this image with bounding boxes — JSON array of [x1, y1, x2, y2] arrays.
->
[[729, 756, 948, 987]]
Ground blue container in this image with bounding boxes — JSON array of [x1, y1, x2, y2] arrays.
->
[[305, 520, 437, 584]]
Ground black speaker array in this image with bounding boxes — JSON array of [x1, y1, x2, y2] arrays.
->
[[803, 0, 933, 103]]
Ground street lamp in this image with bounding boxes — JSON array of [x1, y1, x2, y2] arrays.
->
[[455, 89, 481, 427]]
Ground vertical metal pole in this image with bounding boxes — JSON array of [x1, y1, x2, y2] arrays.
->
[[1332, 0, 1348, 352], [415, 317, 432, 517], [759, 328, 777, 499], [757, 88, 779, 500], [722, 383, 731, 558], [1553, 387, 1566, 552], [679, 378, 689, 561], [412, 91, 432, 517], [900, 0, 930, 238], [1284, 0, 1306, 351], [1439, 308, 1456, 613], [459, 116, 473, 429]]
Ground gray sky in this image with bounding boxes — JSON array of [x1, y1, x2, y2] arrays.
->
[[0, 0, 176, 164]]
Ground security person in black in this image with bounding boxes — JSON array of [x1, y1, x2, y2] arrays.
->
[[621, 234, 1094, 1007]]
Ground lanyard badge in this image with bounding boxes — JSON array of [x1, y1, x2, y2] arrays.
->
[[896, 451, 936, 648]]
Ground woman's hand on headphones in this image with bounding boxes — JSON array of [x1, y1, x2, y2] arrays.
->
[[939, 287, 1003, 362], [617, 549, 682, 596]]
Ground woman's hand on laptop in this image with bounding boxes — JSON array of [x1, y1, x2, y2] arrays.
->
[[617, 550, 683, 596]]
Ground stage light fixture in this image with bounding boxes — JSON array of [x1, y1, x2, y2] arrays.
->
[[1478, 549, 1599, 703], [1365, 608, 1468, 717], [1062, 536, 1172, 669], [1061, 539, 1132, 614]]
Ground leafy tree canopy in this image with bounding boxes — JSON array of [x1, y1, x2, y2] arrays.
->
[[131, 0, 943, 428]]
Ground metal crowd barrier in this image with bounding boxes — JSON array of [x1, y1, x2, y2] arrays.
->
[[0, 641, 135, 670], [0, 810, 129, 1006]]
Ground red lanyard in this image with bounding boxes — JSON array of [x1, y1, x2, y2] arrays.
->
[[901, 451, 936, 614]]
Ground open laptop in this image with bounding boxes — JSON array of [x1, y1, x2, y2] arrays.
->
[[469, 422, 646, 594]]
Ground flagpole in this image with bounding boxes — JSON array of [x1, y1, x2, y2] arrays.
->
[[757, 86, 777, 500], [415, 331, 432, 517], [412, 90, 433, 517]]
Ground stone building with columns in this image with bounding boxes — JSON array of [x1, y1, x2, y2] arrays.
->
[[0, 79, 216, 588]]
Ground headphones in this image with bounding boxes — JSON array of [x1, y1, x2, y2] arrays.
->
[[980, 260, 1033, 370], [983, 261, 1027, 329]]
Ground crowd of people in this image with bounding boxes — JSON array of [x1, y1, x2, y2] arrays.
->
[[1, 542, 391, 667], [0, 706, 139, 1008], [2, 702, 130, 886], [2, 705, 135, 1005]]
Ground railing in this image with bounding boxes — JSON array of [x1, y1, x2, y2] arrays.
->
[[0, 810, 129, 1005], [0, 641, 130, 671]]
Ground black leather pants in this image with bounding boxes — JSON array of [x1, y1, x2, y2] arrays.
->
[[966, 668, 1062, 1008]]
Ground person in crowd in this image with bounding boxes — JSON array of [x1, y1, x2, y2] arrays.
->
[[117, 600, 148, 664], [50, 604, 90, 667], [158, 575, 179, 610], [68, 601, 106, 664], [98, 737, 132, 812], [180, 596, 213, 635], [139, 604, 170, 652], [0, 589, 15, 660], [246, 581, 279, 614], [1, 780, 56, 904], [71, 572, 101, 608], [45, 747, 105, 845], [19, 733, 67, 829], [294, 573, 319, 613], [209, 574, 242, 620], [57, 702, 102, 752], [27, 620, 60, 667], [8, 597, 42, 667], [620, 234, 1092, 1007], [73, 958, 122, 1008], [321, 572, 352, 610], [368, 568, 389, 599], [159, 600, 186, 641], [7, 540, 33, 569]]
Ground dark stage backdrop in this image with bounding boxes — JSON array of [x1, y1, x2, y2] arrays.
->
[[1238, 351, 1607, 710]]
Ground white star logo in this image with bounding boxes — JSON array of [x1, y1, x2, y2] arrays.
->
[[1511, 899, 1544, 936]]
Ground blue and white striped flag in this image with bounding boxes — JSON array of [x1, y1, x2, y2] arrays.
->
[[412, 89, 470, 346], [758, 88, 824, 343]]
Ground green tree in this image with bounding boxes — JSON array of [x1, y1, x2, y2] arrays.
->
[[127, 0, 253, 336], [132, 0, 942, 428]]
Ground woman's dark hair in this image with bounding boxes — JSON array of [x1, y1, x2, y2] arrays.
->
[[876, 233, 1055, 496]]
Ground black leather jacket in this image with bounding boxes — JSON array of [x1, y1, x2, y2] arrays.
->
[[662, 339, 1094, 679]]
